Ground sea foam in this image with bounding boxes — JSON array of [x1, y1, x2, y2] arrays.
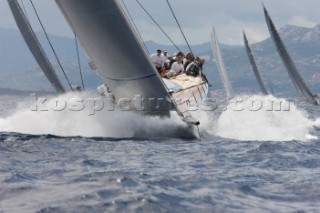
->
[[212, 95, 317, 142], [0, 92, 318, 141], [0, 91, 189, 138]]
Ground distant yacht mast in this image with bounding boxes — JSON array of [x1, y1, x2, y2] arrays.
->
[[263, 5, 317, 105], [7, 0, 65, 93], [243, 31, 268, 95], [211, 26, 234, 99]]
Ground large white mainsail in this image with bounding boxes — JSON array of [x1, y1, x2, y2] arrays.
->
[[55, 0, 180, 116], [243, 31, 268, 95], [210, 27, 234, 99], [263, 5, 317, 105], [7, 0, 65, 93]]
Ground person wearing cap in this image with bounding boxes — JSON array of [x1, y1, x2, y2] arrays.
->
[[149, 49, 164, 73], [161, 50, 170, 70]]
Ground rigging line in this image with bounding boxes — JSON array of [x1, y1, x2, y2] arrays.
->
[[121, 0, 149, 54], [136, 0, 181, 52], [20, 0, 30, 22], [29, 0, 73, 91], [165, 0, 193, 54], [74, 33, 85, 91]]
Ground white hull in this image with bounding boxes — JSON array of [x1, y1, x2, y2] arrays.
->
[[164, 74, 209, 120]]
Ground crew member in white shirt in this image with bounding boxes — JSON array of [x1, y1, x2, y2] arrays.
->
[[163, 52, 184, 78], [150, 49, 164, 73]]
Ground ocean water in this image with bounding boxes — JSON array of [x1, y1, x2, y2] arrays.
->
[[0, 90, 320, 212]]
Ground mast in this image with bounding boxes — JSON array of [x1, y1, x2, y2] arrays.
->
[[243, 31, 268, 95], [210, 27, 234, 99], [263, 5, 317, 105], [7, 0, 65, 93]]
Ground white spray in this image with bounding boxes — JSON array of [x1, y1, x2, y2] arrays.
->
[[0, 91, 189, 138], [212, 95, 318, 142]]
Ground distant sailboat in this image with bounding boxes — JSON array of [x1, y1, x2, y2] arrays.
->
[[8, 0, 65, 93], [210, 27, 234, 99], [243, 31, 268, 95], [263, 5, 317, 105], [54, 0, 208, 125]]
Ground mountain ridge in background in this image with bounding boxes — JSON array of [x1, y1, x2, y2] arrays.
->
[[1, 24, 320, 97]]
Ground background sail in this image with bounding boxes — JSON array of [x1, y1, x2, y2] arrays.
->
[[243, 31, 268, 95], [211, 27, 234, 99], [263, 6, 317, 105], [55, 0, 176, 116], [8, 0, 65, 93]]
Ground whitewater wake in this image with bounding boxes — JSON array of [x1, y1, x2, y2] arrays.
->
[[0, 91, 192, 139], [0, 92, 318, 141], [211, 95, 319, 142]]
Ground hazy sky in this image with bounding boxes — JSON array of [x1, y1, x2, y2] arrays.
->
[[1, 0, 320, 45]]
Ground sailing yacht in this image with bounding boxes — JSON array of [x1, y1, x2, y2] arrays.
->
[[8, 0, 65, 93], [53, 0, 209, 126], [210, 27, 234, 99], [263, 5, 318, 105], [243, 31, 268, 95]]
